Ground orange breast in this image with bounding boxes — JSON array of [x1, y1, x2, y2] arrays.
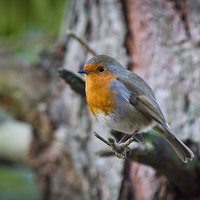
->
[[85, 71, 119, 116]]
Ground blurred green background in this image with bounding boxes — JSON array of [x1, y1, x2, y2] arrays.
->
[[0, 0, 66, 62], [0, 0, 66, 199], [0, 165, 40, 200]]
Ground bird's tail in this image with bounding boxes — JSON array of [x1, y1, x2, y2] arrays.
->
[[153, 125, 194, 163]]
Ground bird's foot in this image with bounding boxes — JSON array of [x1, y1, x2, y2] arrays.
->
[[94, 132, 134, 159], [116, 147, 132, 159]]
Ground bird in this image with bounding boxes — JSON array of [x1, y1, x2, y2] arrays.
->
[[78, 55, 194, 163]]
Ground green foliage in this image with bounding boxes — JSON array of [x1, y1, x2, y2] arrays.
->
[[0, 0, 66, 36], [0, 0, 67, 62]]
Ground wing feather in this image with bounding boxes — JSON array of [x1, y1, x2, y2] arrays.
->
[[130, 95, 165, 126], [118, 75, 174, 138]]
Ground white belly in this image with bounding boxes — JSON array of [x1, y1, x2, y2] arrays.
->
[[96, 110, 155, 135]]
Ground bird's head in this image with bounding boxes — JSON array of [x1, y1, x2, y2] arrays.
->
[[78, 55, 126, 78]]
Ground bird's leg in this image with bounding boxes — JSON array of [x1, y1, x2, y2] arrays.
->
[[118, 134, 128, 144], [130, 130, 139, 139], [121, 130, 139, 156], [118, 130, 139, 144]]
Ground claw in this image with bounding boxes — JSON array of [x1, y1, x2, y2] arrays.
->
[[126, 147, 132, 155], [116, 147, 132, 159]]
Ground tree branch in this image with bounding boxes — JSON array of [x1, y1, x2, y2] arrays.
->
[[128, 131, 199, 196], [58, 68, 86, 97], [94, 130, 199, 196]]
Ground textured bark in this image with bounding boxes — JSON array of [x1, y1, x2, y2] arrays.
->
[[34, 1, 127, 199], [59, 0, 200, 199], [122, 1, 200, 198], [1, 0, 200, 200]]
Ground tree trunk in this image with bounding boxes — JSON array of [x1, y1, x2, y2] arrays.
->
[[33, 1, 128, 199], [1, 0, 200, 200]]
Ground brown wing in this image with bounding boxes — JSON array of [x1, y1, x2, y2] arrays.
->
[[130, 95, 164, 124], [118, 75, 174, 138], [130, 95, 174, 138]]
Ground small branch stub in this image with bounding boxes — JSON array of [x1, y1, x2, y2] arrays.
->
[[94, 132, 134, 158]]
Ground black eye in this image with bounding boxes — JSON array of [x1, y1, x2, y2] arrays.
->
[[98, 67, 105, 72]]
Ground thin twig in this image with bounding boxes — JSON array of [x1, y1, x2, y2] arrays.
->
[[66, 30, 97, 56], [94, 132, 111, 146]]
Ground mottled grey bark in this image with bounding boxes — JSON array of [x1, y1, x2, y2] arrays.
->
[[35, 0, 128, 199]]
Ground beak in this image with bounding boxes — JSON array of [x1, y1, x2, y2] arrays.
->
[[78, 69, 91, 74]]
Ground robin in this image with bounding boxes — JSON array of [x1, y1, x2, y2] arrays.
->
[[78, 55, 194, 163]]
